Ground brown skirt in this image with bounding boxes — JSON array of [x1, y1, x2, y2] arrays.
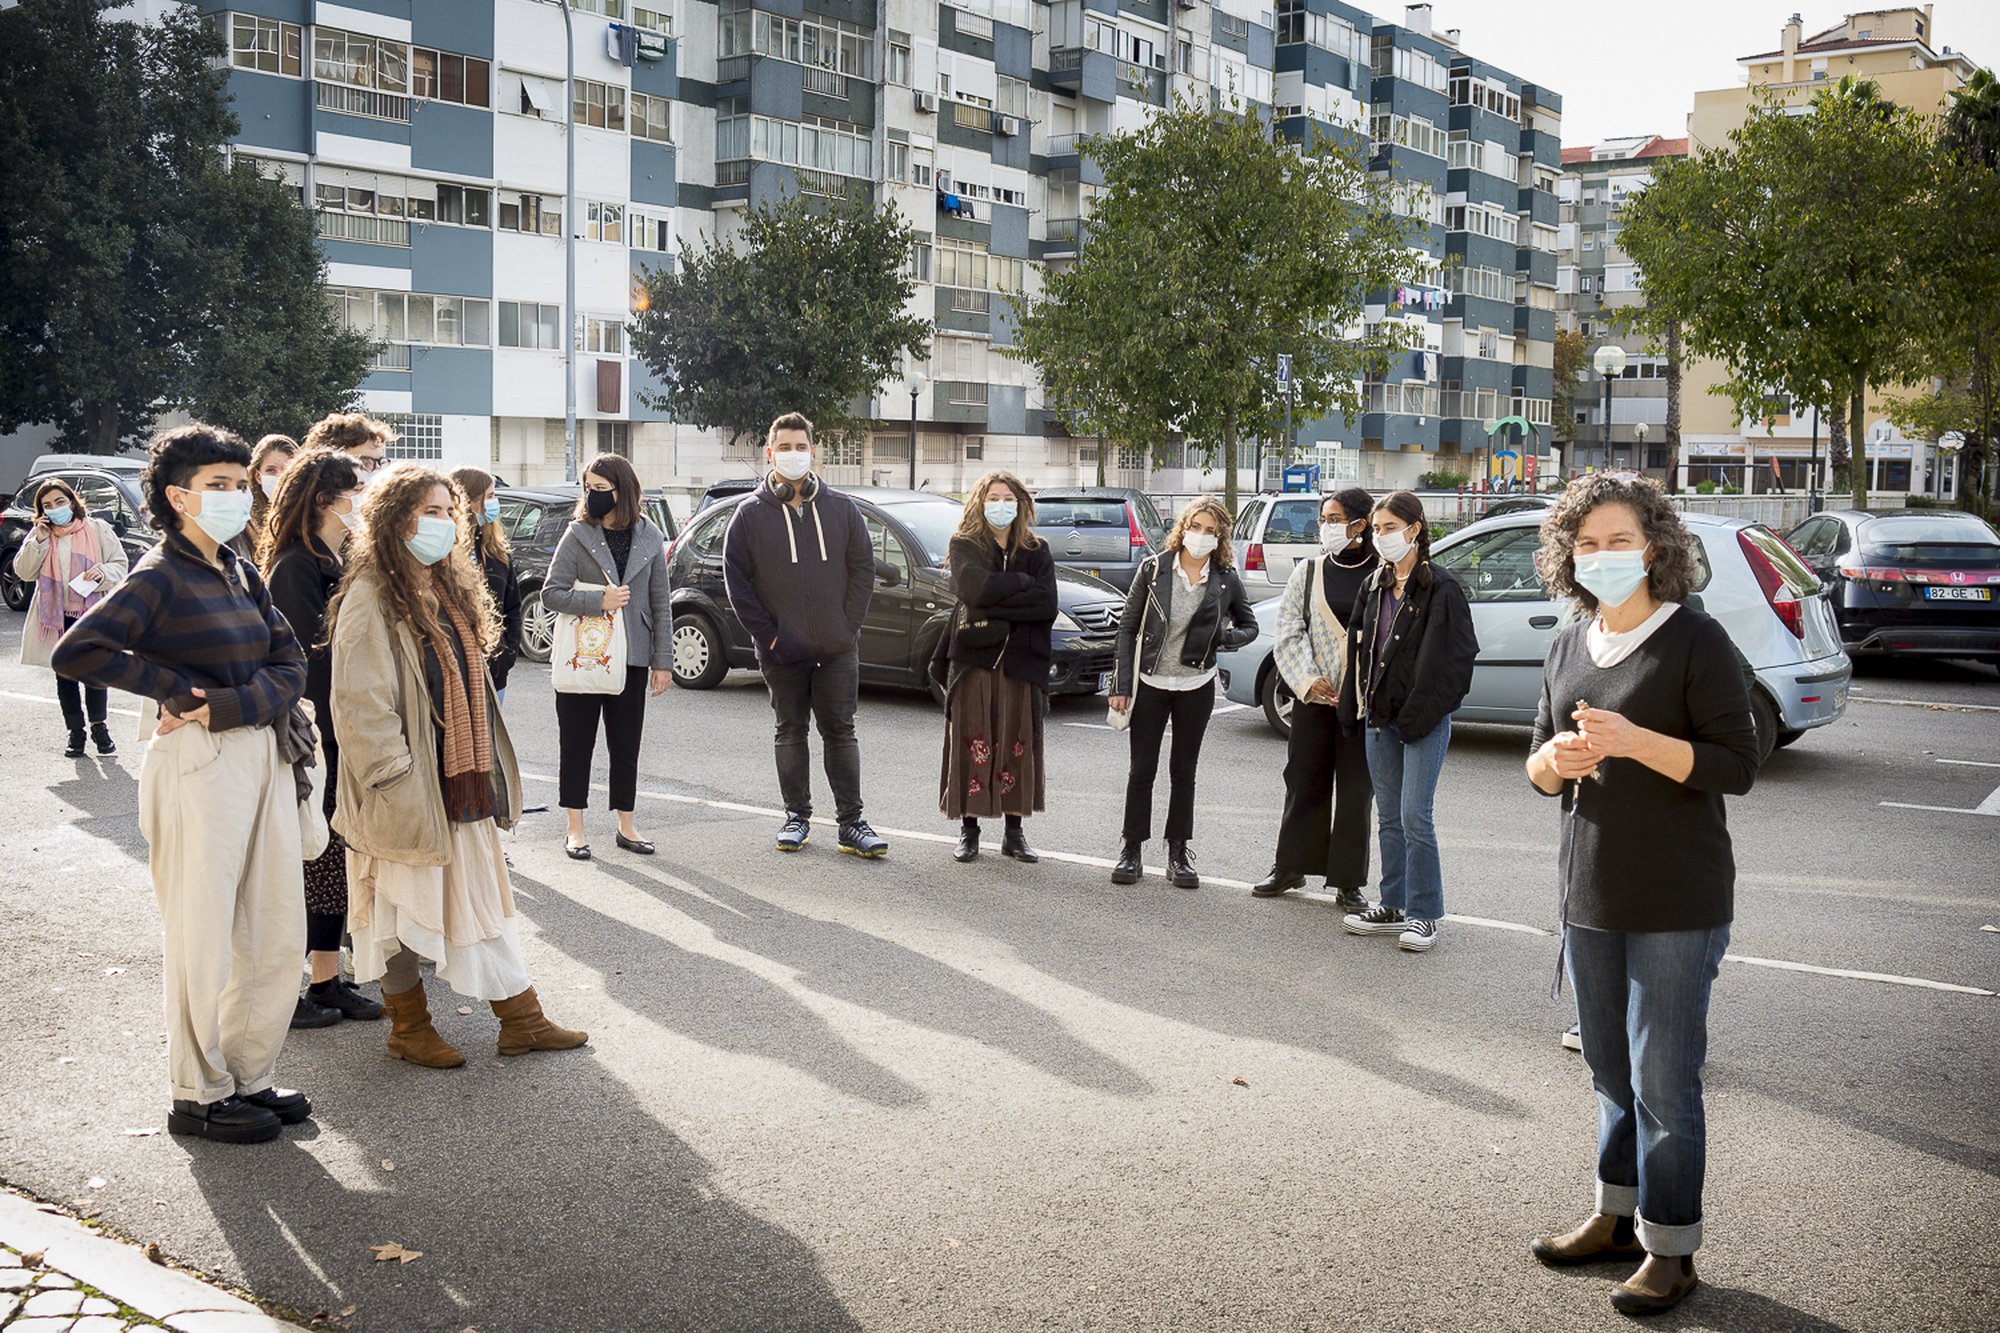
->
[[939, 665, 1046, 819]]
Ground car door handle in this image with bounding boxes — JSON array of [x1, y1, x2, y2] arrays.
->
[[1529, 615, 1559, 629]]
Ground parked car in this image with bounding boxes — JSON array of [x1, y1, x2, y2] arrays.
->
[[695, 478, 760, 512], [1785, 509, 2000, 667], [1028, 487, 1167, 592], [1, 460, 156, 611], [665, 488, 1125, 700], [1216, 509, 1850, 761], [1230, 491, 1333, 602], [498, 485, 681, 663]]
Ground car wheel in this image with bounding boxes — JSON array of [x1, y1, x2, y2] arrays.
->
[[1260, 667, 1295, 739], [1774, 727, 1805, 749], [1750, 690, 1779, 765], [517, 589, 557, 665], [671, 613, 729, 689], [0, 565, 27, 613]]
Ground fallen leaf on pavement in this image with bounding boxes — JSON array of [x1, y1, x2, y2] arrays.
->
[[370, 1242, 424, 1265], [943, 1238, 961, 1249], [21, 1250, 44, 1267], [1982, 924, 1998, 933], [57, 1057, 76, 1065], [456, 1006, 473, 1016], [341, 1306, 358, 1317], [487, 1060, 507, 1069], [122, 1127, 161, 1137], [381, 1160, 396, 1172], [1230, 1076, 1250, 1087], [144, 1243, 165, 1265]]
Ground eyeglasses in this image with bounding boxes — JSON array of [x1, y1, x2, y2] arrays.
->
[[352, 455, 386, 473]]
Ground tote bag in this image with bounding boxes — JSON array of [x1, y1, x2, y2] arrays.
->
[[550, 583, 629, 695]]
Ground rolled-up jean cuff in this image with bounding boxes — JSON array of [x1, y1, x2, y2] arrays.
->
[[1636, 1213, 1702, 1257], [1596, 1179, 1639, 1217]]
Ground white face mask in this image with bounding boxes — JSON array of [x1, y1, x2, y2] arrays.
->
[[334, 497, 362, 533], [1320, 521, 1353, 551], [259, 473, 283, 500], [771, 449, 813, 481], [1374, 526, 1416, 565], [1182, 531, 1219, 560]]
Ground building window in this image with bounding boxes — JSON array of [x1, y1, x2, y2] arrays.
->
[[329, 289, 492, 349], [936, 240, 1024, 295], [578, 315, 627, 355], [747, 114, 873, 178], [497, 191, 563, 236], [907, 242, 932, 283], [886, 141, 909, 183], [887, 32, 912, 86], [952, 100, 992, 131], [630, 211, 671, 252], [597, 421, 631, 457], [578, 200, 625, 243], [630, 90, 672, 143], [314, 28, 408, 92], [411, 46, 491, 107], [230, 15, 302, 76], [572, 77, 627, 131], [498, 301, 564, 350], [381, 413, 444, 461]]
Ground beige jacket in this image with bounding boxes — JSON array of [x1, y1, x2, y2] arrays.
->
[[330, 572, 522, 866]]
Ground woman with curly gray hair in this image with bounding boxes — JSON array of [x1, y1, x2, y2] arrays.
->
[[1523, 475, 1761, 1316]]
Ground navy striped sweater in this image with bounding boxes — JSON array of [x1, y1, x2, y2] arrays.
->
[[53, 533, 307, 732]]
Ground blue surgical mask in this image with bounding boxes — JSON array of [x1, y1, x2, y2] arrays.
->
[[405, 515, 457, 566], [481, 496, 501, 525], [984, 499, 1018, 529], [46, 505, 74, 527], [179, 488, 251, 546], [1573, 547, 1651, 608]]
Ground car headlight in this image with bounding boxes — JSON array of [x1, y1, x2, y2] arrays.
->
[[1053, 610, 1082, 632]]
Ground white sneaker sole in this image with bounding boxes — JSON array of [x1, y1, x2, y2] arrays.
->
[[1342, 916, 1407, 936], [1397, 932, 1438, 952]]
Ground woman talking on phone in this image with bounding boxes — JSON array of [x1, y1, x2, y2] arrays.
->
[[14, 478, 127, 757]]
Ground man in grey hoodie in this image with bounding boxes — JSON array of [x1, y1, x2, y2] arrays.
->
[[722, 412, 888, 857]]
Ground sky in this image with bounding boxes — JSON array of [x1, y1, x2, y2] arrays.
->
[[1351, 0, 2000, 147]]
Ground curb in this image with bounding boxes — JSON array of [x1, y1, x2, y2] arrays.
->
[[0, 1189, 312, 1332]]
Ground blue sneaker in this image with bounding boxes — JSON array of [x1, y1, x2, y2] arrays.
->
[[837, 820, 888, 858], [776, 814, 810, 852]]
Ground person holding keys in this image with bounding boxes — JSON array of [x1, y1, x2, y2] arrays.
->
[[15, 478, 128, 756], [1524, 474, 1761, 1316]]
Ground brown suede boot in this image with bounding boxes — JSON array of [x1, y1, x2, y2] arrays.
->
[[381, 983, 465, 1069], [1611, 1253, 1698, 1316], [1531, 1212, 1645, 1267], [491, 987, 589, 1056]]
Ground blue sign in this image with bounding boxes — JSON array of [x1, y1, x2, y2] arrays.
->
[[1276, 354, 1292, 388], [1282, 463, 1319, 493]]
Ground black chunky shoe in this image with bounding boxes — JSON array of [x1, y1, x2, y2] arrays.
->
[[1331, 886, 1369, 913], [1167, 841, 1199, 890], [315, 980, 383, 1021], [953, 824, 979, 863], [1110, 840, 1142, 885], [1251, 868, 1305, 898], [168, 1096, 282, 1144], [999, 825, 1038, 863], [64, 727, 86, 758], [240, 1086, 313, 1124], [290, 993, 341, 1029], [91, 723, 117, 755]]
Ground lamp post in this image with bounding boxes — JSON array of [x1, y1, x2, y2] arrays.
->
[[1633, 420, 1650, 478], [1808, 406, 1821, 514], [1592, 344, 1627, 472], [531, 0, 578, 481], [906, 374, 926, 490], [1937, 433, 1964, 503]]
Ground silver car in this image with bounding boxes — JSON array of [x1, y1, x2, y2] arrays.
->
[[1215, 510, 1850, 760]]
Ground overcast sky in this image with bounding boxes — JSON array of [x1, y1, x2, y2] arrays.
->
[[1356, 0, 2000, 147]]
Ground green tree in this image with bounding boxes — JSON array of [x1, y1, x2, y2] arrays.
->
[[1008, 96, 1423, 513], [1620, 77, 1948, 509], [629, 194, 930, 453], [0, 0, 372, 452], [1551, 326, 1587, 450]]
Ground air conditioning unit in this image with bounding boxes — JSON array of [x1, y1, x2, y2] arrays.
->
[[1177, 0, 1196, 8], [995, 115, 1020, 136], [915, 89, 938, 113]]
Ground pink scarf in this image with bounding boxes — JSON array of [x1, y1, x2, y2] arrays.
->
[[36, 518, 104, 635]]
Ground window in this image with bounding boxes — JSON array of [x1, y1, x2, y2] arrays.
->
[[315, 170, 492, 242], [996, 76, 1030, 120], [328, 289, 492, 348], [907, 242, 932, 283], [573, 77, 627, 131], [497, 191, 562, 236], [747, 114, 873, 178], [886, 141, 909, 183], [634, 6, 670, 33], [231, 15, 301, 76], [1433, 526, 1546, 602], [630, 91, 672, 143], [1369, 113, 1447, 159], [314, 28, 408, 92], [381, 414, 444, 462], [1265, 498, 1320, 544], [953, 101, 991, 131], [597, 421, 631, 458], [578, 315, 626, 355], [936, 240, 1024, 294], [570, 0, 626, 17], [1370, 35, 1446, 93], [738, 10, 875, 79], [578, 201, 625, 243], [1445, 265, 1510, 303], [1444, 204, 1519, 244], [410, 46, 491, 106], [498, 301, 563, 350], [887, 32, 912, 85], [1476, 328, 1499, 360], [631, 210, 671, 252], [715, 95, 750, 163]]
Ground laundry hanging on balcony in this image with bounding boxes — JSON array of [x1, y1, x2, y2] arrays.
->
[[606, 24, 668, 66]]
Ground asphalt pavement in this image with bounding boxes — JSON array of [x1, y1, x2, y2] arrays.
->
[[0, 612, 1994, 1333]]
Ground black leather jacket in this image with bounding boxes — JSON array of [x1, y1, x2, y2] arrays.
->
[[1338, 562, 1479, 741], [1112, 551, 1259, 696]]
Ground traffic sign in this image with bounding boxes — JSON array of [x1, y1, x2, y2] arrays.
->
[[1276, 354, 1292, 388]]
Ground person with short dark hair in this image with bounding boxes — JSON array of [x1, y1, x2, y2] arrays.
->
[[540, 453, 672, 859], [14, 477, 127, 757], [53, 424, 313, 1145], [301, 412, 393, 482], [722, 412, 886, 857], [1525, 475, 1759, 1316], [450, 466, 523, 705]]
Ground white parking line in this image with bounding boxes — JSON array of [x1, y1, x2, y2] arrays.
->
[[1061, 722, 1116, 732], [1849, 695, 2000, 713], [1880, 787, 2000, 817], [519, 773, 1999, 999], [1, 689, 140, 719], [1938, 759, 2000, 768]]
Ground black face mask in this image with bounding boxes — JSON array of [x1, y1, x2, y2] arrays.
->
[[585, 489, 617, 519]]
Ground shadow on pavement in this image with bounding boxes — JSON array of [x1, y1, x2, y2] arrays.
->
[[182, 983, 859, 1333], [47, 759, 145, 859], [1654, 1283, 1861, 1333]]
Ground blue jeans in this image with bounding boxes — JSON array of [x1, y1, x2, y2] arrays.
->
[[1565, 923, 1731, 1257], [1364, 718, 1450, 921]]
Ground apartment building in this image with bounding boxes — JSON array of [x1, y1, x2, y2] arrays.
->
[[1681, 5, 1983, 497], [1554, 134, 1686, 480], [188, 0, 1560, 498]]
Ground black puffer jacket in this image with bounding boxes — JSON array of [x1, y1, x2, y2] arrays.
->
[[1111, 551, 1259, 696], [1338, 562, 1479, 741]]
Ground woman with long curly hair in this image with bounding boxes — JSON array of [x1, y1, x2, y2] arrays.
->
[[260, 447, 379, 1030], [449, 466, 523, 704], [327, 466, 586, 1070], [937, 471, 1058, 865], [1524, 475, 1759, 1315]]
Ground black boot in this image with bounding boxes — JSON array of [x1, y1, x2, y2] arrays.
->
[[954, 821, 980, 863], [90, 722, 117, 755], [1331, 885, 1369, 913], [1167, 841, 1199, 890], [1000, 820, 1038, 863], [64, 726, 86, 758], [240, 1086, 313, 1124], [1252, 868, 1305, 898], [1110, 840, 1142, 885], [167, 1096, 282, 1145]]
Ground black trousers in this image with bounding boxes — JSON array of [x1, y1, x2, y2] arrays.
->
[[55, 615, 106, 729], [556, 665, 648, 812], [1121, 681, 1215, 842], [1272, 700, 1374, 889]]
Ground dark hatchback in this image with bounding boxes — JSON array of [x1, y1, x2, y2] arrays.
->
[[1785, 509, 2000, 665], [665, 488, 1125, 701], [496, 485, 681, 663], [2, 462, 157, 611]]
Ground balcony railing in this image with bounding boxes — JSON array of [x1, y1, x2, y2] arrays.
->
[[794, 167, 872, 203], [715, 159, 751, 186], [317, 212, 411, 247], [1045, 217, 1082, 247], [717, 55, 751, 82], [803, 65, 849, 97], [1044, 132, 1083, 156], [946, 381, 990, 406], [316, 81, 410, 123], [946, 287, 991, 313], [370, 343, 412, 371]]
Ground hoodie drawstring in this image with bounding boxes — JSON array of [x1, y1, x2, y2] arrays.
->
[[782, 505, 799, 564], [809, 501, 828, 562]]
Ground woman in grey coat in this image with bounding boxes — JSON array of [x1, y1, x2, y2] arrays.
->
[[541, 454, 673, 859]]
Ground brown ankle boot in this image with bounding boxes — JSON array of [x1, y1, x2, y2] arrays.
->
[[381, 983, 465, 1069], [1611, 1253, 1698, 1315], [490, 986, 588, 1056], [1530, 1212, 1645, 1267]]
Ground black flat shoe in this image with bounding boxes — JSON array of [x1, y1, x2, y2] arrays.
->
[[290, 994, 341, 1029], [954, 826, 980, 863], [240, 1086, 313, 1124], [564, 841, 592, 861], [91, 723, 117, 755], [64, 728, 86, 758], [168, 1096, 281, 1144], [615, 833, 655, 855], [1000, 827, 1039, 863], [1252, 869, 1305, 898], [1111, 841, 1142, 885]]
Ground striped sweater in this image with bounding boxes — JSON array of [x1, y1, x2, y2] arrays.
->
[[53, 532, 307, 732]]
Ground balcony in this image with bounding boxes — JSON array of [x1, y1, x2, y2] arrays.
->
[[317, 212, 411, 247], [370, 343, 412, 371], [803, 65, 849, 98], [1044, 216, 1082, 253], [794, 167, 872, 203], [316, 81, 409, 123]]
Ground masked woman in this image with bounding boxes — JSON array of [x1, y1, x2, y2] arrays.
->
[[450, 467, 523, 705], [328, 466, 586, 1069], [14, 477, 128, 756]]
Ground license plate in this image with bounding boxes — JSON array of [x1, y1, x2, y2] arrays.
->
[[1924, 586, 1992, 601], [1098, 672, 1113, 693]]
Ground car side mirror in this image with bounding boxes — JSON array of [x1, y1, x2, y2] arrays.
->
[[875, 559, 901, 588]]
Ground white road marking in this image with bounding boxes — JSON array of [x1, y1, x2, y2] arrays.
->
[[1849, 694, 2000, 713], [520, 773, 1999, 1000], [1880, 786, 2000, 817], [1061, 722, 1116, 731], [1937, 759, 2000, 768], [1, 689, 140, 719]]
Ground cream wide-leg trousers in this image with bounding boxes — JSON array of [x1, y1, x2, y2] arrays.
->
[[139, 723, 304, 1105]]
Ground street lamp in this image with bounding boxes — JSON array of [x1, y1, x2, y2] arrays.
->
[[529, 0, 578, 482], [1634, 420, 1650, 477], [906, 373, 927, 490], [1592, 344, 1627, 472], [1937, 432, 1964, 502]]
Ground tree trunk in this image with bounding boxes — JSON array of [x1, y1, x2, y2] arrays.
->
[[1664, 322, 1682, 493], [1222, 410, 1239, 516], [82, 400, 121, 455], [1848, 377, 1868, 511], [1096, 432, 1106, 487]]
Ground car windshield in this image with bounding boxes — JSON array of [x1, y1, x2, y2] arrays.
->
[[876, 498, 966, 565], [1036, 499, 1128, 528], [1860, 516, 2000, 562]]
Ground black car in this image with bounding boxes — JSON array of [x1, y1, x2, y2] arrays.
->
[[2, 462, 157, 611], [666, 488, 1125, 701], [695, 478, 760, 512], [1786, 508, 2000, 665], [496, 485, 681, 663], [1030, 487, 1168, 591]]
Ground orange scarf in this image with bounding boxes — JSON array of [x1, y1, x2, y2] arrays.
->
[[430, 571, 495, 822]]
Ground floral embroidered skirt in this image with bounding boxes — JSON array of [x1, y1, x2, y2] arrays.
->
[[939, 664, 1046, 820]]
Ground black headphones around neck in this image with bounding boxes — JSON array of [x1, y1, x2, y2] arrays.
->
[[769, 471, 821, 505]]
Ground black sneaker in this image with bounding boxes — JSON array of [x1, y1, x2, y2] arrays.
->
[[240, 1086, 313, 1124], [64, 727, 86, 758], [290, 993, 341, 1029], [1397, 918, 1439, 952], [837, 821, 888, 858], [168, 1096, 282, 1144], [1341, 903, 1406, 936], [1330, 886, 1369, 914], [91, 722, 117, 755], [316, 980, 383, 1021], [776, 814, 810, 852]]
